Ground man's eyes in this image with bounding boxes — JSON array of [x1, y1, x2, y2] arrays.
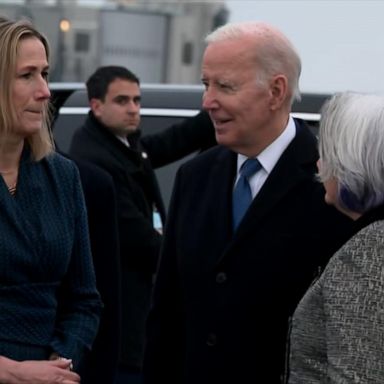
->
[[218, 82, 235, 91], [115, 97, 141, 105]]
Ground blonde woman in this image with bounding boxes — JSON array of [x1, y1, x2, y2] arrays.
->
[[0, 17, 101, 383]]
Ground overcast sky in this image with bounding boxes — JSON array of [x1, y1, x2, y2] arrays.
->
[[225, 0, 384, 94]]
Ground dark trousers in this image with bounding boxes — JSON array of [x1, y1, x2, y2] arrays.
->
[[115, 366, 143, 384]]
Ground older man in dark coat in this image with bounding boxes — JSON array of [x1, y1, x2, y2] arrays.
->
[[143, 21, 357, 384]]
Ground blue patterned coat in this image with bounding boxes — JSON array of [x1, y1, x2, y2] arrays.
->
[[0, 149, 102, 366]]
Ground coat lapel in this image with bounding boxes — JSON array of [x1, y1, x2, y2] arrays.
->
[[210, 149, 237, 237], [87, 122, 141, 171], [83, 116, 166, 221], [187, 148, 236, 271], [0, 154, 46, 258], [217, 119, 319, 263]]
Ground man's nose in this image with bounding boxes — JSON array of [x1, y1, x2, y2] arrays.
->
[[202, 88, 219, 110], [127, 100, 140, 113]]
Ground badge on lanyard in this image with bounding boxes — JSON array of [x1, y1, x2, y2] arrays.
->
[[153, 205, 163, 234]]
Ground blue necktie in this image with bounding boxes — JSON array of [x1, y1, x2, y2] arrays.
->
[[232, 158, 262, 230]]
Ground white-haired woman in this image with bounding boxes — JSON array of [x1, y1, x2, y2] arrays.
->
[[286, 91, 384, 383]]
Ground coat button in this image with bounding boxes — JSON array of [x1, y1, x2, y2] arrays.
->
[[216, 272, 227, 284], [206, 333, 217, 347]]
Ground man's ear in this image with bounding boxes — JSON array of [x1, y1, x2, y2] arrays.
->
[[269, 74, 288, 110], [90, 98, 102, 117]]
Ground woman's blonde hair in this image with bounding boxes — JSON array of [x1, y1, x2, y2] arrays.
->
[[0, 17, 54, 160]]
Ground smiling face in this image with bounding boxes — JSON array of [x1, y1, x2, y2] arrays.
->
[[12, 37, 50, 139], [91, 78, 141, 137], [202, 37, 282, 156]]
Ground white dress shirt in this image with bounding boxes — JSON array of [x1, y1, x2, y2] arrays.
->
[[235, 116, 296, 198]]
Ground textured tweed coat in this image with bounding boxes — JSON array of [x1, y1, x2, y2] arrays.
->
[[287, 206, 384, 384], [0, 149, 102, 366]]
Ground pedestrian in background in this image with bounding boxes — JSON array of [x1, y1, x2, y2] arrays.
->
[[69, 65, 216, 384]]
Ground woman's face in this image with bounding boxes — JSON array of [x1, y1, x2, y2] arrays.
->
[[322, 176, 339, 207], [12, 37, 50, 137], [317, 160, 361, 220]]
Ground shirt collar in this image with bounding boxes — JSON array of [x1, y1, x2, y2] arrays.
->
[[237, 115, 296, 174], [115, 135, 130, 147]]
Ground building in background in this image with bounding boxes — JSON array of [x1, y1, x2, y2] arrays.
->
[[0, 0, 228, 83]]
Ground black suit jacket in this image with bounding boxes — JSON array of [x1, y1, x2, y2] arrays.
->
[[67, 157, 120, 384], [69, 111, 215, 369], [143, 119, 357, 384]]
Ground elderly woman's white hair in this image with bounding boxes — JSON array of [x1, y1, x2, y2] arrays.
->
[[318, 91, 384, 213]]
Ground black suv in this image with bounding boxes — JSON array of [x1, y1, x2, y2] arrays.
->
[[52, 83, 328, 208]]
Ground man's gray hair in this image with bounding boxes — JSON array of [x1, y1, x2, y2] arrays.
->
[[205, 21, 301, 105]]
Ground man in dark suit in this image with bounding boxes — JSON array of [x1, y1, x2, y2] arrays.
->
[[55, 146, 120, 383], [68, 66, 216, 383], [143, 21, 357, 384], [71, 158, 120, 384]]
